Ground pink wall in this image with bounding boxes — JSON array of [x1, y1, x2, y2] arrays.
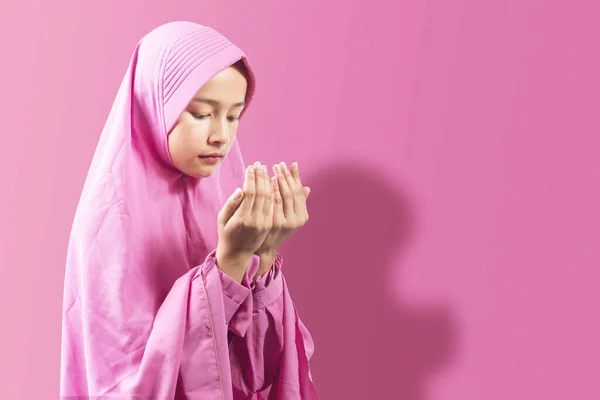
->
[[1, 0, 599, 398]]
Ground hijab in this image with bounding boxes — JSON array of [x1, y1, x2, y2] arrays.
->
[[61, 20, 257, 395]]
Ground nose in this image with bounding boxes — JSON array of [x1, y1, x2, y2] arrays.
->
[[208, 118, 229, 145]]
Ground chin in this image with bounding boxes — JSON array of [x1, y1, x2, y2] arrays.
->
[[188, 166, 216, 179]]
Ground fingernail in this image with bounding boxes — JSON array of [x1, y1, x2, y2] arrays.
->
[[281, 162, 288, 170], [292, 162, 298, 172]]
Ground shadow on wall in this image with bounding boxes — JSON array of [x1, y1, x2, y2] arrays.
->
[[281, 162, 459, 400]]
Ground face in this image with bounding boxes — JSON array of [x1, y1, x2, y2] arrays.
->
[[168, 65, 248, 178]]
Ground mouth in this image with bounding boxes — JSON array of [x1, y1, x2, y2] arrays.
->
[[198, 154, 224, 165], [199, 153, 225, 158]]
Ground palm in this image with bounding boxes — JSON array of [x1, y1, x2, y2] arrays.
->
[[255, 181, 310, 256]]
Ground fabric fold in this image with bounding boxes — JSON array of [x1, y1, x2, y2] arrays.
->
[[228, 254, 318, 398], [59, 21, 318, 399]]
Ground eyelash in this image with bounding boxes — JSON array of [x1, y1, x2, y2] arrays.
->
[[191, 113, 239, 122]]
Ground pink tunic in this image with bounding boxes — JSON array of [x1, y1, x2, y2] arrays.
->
[[59, 21, 318, 399]]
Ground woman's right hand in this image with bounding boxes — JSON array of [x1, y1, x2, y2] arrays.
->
[[215, 162, 273, 282]]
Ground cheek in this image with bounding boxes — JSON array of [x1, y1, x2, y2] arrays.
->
[[226, 127, 239, 146], [170, 123, 203, 153], [168, 127, 193, 162]]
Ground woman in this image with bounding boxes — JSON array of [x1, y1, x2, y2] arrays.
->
[[60, 21, 318, 399]]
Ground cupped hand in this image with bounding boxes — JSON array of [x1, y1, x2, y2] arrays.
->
[[255, 161, 311, 261], [216, 161, 274, 282]]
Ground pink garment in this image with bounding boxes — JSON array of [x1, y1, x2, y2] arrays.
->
[[60, 21, 318, 399]]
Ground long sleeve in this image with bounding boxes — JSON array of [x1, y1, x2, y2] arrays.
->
[[61, 198, 317, 399], [219, 253, 319, 399], [60, 205, 257, 399]]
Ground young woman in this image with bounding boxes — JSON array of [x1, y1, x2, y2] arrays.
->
[[60, 21, 318, 399]]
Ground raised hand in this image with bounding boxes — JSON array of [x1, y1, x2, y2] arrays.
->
[[216, 161, 274, 282], [254, 161, 310, 277]]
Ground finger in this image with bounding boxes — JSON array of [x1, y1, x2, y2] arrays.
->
[[252, 161, 266, 216], [303, 186, 311, 199], [262, 165, 273, 217], [281, 162, 306, 215], [237, 165, 256, 216], [291, 162, 303, 187], [293, 164, 310, 203], [218, 187, 244, 226], [271, 175, 285, 224], [274, 164, 294, 216]]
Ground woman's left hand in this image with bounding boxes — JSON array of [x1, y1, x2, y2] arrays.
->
[[254, 161, 310, 275]]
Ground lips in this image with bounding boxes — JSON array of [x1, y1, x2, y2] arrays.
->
[[198, 155, 222, 165], [199, 153, 224, 158]]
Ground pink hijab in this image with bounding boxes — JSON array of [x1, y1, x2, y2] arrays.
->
[[73, 20, 255, 274], [59, 21, 298, 397]]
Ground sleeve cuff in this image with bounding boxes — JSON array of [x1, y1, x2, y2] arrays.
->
[[251, 252, 284, 310], [205, 250, 285, 337], [206, 249, 257, 325]]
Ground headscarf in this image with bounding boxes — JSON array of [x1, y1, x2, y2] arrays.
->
[[61, 21, 257, 396]]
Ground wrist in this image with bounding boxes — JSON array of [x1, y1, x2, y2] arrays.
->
[[254, 250, 277, 280], [256, 248, 276, 259], [215, 248, 253, 284]]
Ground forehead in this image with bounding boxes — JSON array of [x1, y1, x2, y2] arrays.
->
[[193, 66, 247, 103]]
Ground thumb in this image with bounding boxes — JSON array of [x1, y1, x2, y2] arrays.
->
[[303, 186, 311, 199], [218, 188, 244, 226]]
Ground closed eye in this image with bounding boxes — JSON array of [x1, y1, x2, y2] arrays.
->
[[227, 116, 240, 122], [191, 113, 209, 120]]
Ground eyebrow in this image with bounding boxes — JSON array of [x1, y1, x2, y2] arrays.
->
[[192, 97, 245, 108]]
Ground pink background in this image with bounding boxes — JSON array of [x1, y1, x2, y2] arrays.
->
[[1, 0, 599, 398]]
